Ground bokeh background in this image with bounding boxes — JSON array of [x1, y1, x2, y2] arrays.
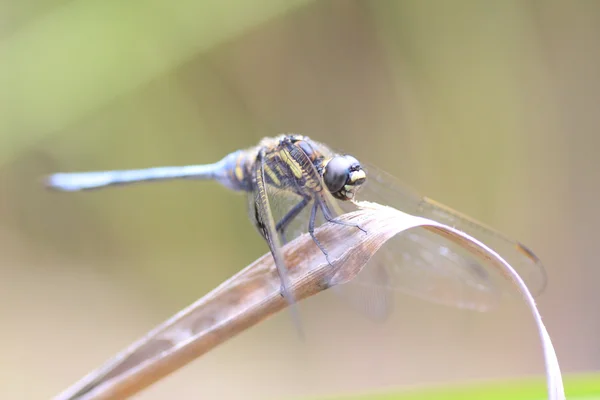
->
[[2, 1, 599, 399]]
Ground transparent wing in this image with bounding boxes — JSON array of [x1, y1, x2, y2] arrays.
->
[[250, 164, 397, 321], [246, 177, 315, 246], [333, 164, 547, 312], [329, 260, 394, 322], [248, 153, 306, 333]]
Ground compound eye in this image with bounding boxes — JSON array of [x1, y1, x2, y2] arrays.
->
[[324, 156, 351, 194], [345, 156, 361, 171]]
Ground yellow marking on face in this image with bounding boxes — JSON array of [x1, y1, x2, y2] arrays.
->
[[349, 170, 366, 183]]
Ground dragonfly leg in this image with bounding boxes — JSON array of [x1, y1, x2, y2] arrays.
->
[[308, 201, 334, 266], [276, 197, 311, 244], [320, 199, 367, 234]]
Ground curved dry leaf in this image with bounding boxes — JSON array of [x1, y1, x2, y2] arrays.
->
[[54, 201, 564, 400]]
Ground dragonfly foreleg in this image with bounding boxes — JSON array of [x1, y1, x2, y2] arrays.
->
[[320, 198, 367, 234], [276, 197, 311, 244], [308, 200, 334, 266]]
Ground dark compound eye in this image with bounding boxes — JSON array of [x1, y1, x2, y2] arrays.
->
[[324, 156, 354, 194], [344, 156, 361, 171]]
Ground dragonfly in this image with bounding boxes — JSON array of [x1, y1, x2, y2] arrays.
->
[[45, 134, 547, 320]]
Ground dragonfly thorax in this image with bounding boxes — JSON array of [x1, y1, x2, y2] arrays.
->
[[323, 155, 366, 200]]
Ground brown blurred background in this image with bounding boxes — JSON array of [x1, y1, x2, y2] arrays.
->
[[1, 1, 599, 399]]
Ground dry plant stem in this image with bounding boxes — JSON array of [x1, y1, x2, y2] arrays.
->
[[55, 208, 381, 400], [55, 203, 564, 400]]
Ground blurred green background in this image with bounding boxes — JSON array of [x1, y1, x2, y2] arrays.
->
[[1, 0, 599, 399]]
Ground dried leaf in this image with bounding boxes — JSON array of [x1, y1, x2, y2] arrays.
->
[[55, 201, 564, 400]]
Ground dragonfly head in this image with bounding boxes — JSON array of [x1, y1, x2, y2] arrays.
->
[[323, 155, 366, 201]]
